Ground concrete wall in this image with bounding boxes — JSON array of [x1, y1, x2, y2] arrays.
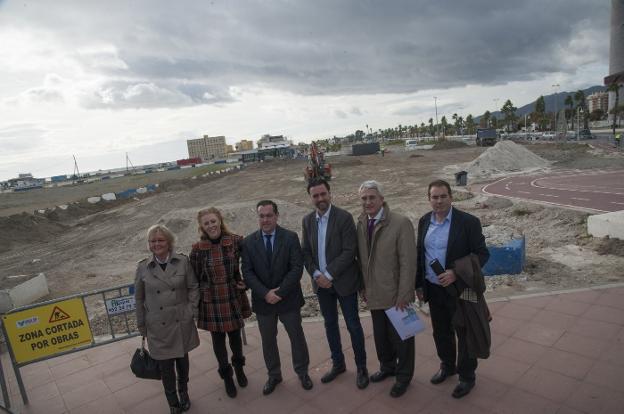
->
[[588, 210, 624, 240], [0, 273, 49, 313]]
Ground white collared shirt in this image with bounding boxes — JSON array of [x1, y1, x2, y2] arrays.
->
[[314, 205, 333, 281]]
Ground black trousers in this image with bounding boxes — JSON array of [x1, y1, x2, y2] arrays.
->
[[370, 309, 415, 384], [159, 353, 189, 407], [211, 329, 245, 370], [256, 311, 310, 379], [427, 280, 477, 382]]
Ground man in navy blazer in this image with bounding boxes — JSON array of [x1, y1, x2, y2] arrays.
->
[[301, 178, 368, 389], [241, 200, 312, 395], [416, 180, 489, 399]]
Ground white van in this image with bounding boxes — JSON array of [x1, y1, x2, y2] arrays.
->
[[405, 139, 418, 150]]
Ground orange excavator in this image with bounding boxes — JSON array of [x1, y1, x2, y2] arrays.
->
[[304, 142, 332, 183]]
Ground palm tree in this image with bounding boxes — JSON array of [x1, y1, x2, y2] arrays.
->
[[465, 114, 475, 134], [565, 95, 574, 128], [574, 90, 587, 129]]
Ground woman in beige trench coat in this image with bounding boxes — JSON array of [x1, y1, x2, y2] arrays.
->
[[135, 224, 200, 414]]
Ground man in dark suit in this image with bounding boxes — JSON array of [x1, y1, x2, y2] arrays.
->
[[241, 200, 312, 395], [416, 179, 489, 399], [301, 178, 368, 389]]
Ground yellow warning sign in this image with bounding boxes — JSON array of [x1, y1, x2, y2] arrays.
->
[[48, 306, 70, 323], [3, 298, 93, 364]]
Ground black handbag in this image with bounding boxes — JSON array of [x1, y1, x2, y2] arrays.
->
[[131, 337, 162, 380]]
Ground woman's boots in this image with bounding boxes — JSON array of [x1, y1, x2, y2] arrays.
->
[[165, 391, 182, 414], [218, 365, 237, 398], [179, 389, 191, 411], [232, 356, 248, 387]]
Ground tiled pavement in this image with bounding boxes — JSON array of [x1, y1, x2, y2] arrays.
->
[[2, 284, 624, 414]]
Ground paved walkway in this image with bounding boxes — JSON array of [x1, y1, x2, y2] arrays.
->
[[481, 169, 624, 213], [3, 285, 624, 414]]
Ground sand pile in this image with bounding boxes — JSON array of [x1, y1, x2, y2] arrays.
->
[[483, 224, 522, 246], [0, 213, 67, 252], [467, 141, 549, 179]]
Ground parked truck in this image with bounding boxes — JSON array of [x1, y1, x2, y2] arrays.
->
[[475, 128, 498, 146]]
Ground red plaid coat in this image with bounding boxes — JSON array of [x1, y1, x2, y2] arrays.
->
[[189, 234, 252, 332]]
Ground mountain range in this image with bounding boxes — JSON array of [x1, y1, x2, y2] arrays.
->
[[479, 85, 606, 120]]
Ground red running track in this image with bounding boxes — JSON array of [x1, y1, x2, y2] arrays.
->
[[482, 169, 624, 213]]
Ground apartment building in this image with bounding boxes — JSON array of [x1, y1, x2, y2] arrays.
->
[[187, 135, 227, 161]]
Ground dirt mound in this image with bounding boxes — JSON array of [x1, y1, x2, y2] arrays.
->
[[0, 213, 67, 252], [467, 141, 549, 179], [483, 224, 522, 246], [475, 196, 514, 210], [432, 140, 469, 150], [588, 236, 624, 257], [43, 199, 127, 222]]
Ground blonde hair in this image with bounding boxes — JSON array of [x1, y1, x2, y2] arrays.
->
[[146, 224, 175, 252], [197, 207, 231, 238]]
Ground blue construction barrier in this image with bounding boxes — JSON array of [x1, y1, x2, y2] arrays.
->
[[482, 236, 525, 276], [115, 188, 137, 199]]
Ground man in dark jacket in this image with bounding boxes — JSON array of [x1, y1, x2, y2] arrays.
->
[[302, 178, 368, 389], [242, 200, 312, 395], [416, 180, 489, 399]]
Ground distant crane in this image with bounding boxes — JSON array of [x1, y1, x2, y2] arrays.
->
[[125, 152, 136, 173], [72, 155, 83, 184]]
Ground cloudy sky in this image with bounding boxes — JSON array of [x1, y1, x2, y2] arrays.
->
[[0, 0, 610, 180]]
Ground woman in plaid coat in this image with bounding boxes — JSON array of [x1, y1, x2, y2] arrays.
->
[[189, 207, 251, 398]]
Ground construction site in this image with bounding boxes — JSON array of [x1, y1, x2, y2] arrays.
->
[[1, 140, 623, 305]]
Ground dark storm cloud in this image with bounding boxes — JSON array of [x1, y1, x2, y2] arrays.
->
[[3, 0, 608, 108]]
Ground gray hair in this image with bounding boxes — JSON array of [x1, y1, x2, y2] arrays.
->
[[359, 180, 383, 196], [146, 224, 176, 252]]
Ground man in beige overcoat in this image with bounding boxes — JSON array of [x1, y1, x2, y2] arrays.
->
[[356, 180, 416, 398]]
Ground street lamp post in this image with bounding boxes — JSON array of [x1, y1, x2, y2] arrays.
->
[[493, 98, 500, 128], [577, 107, 583, 142], [552, 84, 560, 133], [525, 114, 528, 140], [434, 96, 439, 138]]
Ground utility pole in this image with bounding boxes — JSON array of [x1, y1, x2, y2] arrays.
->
[[434, 96, 439, 138], [552, 84, 560, 132], [493, 98, 500, 128], [126, 152, 135, 173], [577, 107, 582, 142]]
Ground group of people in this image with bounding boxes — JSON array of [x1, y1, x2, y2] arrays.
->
[[134, 178, 490, 413]]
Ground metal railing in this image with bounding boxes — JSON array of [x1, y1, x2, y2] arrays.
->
[[1, 283, 139, 408]]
